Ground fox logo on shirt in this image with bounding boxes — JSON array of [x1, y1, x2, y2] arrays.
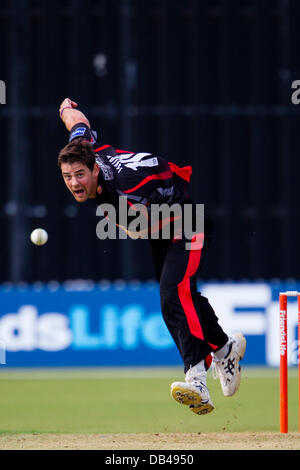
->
[[107, 152, 158, 173]]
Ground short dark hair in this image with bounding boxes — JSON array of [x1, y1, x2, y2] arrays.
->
[[58, 137, 96, 171]]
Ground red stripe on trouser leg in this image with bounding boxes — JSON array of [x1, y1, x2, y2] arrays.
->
[[177, 233, 204, 339], [178, 277, 204, 339], [182, 233, 204, 281], [177, 233, 218, 349]]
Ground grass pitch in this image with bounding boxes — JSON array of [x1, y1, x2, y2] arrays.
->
[[0, 367, 298, 435]]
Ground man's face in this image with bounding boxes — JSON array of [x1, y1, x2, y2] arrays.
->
[[61, 161, 100, 202]]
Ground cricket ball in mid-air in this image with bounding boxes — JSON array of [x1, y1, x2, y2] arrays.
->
[[30, 228, 48, 246]]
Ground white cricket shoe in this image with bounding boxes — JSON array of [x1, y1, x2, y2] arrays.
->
[[212, 332, 246, 397], [171, 363, 214, 415]]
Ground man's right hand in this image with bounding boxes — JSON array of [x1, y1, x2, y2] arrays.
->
[[59, 97, 78, 116], [59, 97, 90, 131]]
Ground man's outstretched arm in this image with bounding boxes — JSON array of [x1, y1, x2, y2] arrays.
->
[[59, 97, 90, 131]]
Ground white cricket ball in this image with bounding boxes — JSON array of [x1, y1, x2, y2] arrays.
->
[[30, 228, 48, 246]]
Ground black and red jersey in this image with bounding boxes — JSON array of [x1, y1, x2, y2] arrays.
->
[[93, 143, 192, 206], [93, 144, 195, 238], [68, 122, 200, 239]]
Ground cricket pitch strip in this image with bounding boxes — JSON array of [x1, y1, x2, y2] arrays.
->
[[0, 432, 299, 450]]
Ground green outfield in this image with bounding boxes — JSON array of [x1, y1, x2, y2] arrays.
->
[[0, 367, 298, 434]]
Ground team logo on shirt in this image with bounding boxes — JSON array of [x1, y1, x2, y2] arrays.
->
[[107, 153, 158, 173]]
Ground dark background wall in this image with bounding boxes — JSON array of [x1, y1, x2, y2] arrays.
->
[[0, 0, 299, 283]]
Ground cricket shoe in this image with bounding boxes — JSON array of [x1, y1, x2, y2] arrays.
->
[[212, 332, 246, 397], [171, 364, 214, 415]]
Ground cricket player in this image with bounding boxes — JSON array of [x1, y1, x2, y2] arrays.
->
[[58, 98, 246, 415]]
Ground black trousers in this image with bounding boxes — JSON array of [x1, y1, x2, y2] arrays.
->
[[149, 231, 228, 374]]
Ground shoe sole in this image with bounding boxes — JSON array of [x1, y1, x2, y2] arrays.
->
[[171, 385, 214, 415], [189, 403, 214, 415]]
